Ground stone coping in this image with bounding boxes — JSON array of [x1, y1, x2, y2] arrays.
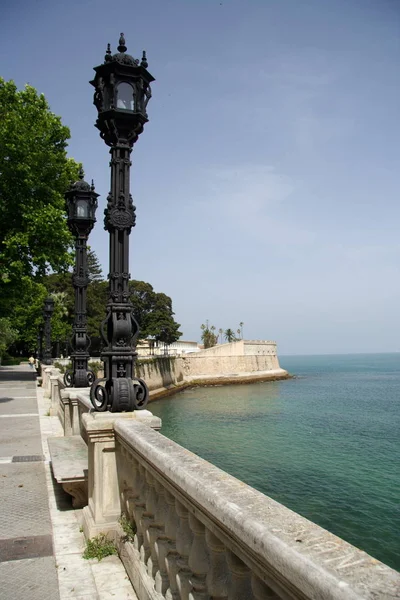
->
[[114, 420, 400, 600], [83, 409, 162, 432]]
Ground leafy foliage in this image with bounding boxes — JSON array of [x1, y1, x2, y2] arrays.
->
[[82, 533, 117, 561], [87, 249, 103, 282], [5, 277, 48, 354], [119, 514, 136, 542], [201, 322, 218, 348], [0, 79, 80, 354], [143, 290, 181, 345], [87, 279, 181, 346], [224, 328, 236, 343], [0, 318, 19, 358], [0, 78, 80, 282], [201, 322, 244, 347]]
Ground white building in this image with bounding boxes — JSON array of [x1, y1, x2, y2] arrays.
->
[[137, 339, 200, 357]]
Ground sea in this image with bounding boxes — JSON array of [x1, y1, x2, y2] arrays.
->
[[149, 353, 400, 571]]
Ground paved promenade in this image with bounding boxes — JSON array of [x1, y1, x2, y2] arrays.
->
[[0, 365, 136, 600], [0, 365, 59, 599]]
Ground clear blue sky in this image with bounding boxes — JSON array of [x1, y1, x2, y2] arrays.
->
[[2, 0, 400, 354]]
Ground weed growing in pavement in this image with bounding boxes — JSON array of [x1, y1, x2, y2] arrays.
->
[[82, 533, 117, 561]]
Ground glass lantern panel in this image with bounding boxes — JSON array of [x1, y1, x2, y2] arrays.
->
[[76, 200, 89, 218], [117, 82, 134, 110]]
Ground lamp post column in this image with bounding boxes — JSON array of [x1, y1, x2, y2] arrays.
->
[[64, 170, 98, 388], [89, 33, 153, 412], [37, 325, 44, 361], [42, 298, 54, 365]]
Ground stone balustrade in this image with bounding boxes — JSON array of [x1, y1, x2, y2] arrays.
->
[[112, 420, 400, 600], [44, 367, 400, 599]]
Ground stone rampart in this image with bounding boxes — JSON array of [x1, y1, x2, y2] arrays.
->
[[134, 340, 288, 399]]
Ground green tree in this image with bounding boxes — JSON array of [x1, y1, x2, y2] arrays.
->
[[87, 280, 108, 338], [139, 290, 181, 345], [224, 328, 236, 343], [0, 318, 19, 359], [0, 78, 80, 284], [129, 280, 157, 335], [201, 322, 218, 348], [5, 277, 48, 355], [87, 249, 103, 282], [0, 78, 80, 354], [50, 291, 72, 356], [85, 279, 181, 348]]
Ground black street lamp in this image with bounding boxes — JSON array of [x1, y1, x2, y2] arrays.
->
[[37, 324, 44, 361], [89, 33, 152, 412], [42, 297, 54, 365], [64, 169, 98, 388]]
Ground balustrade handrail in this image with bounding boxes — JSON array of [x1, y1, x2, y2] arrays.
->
[[114, 419, 399, 600]]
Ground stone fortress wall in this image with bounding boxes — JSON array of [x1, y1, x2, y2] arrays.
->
[[135, 339, 289, 400]]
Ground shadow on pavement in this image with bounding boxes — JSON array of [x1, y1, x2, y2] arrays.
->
[[0, 368, 37, 382]]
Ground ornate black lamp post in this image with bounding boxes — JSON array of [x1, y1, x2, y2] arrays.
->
[[64, 169, 98, 387], [42, 297, 54, 365], [37, 325, 44, 362], [89, 34, 152, 412]]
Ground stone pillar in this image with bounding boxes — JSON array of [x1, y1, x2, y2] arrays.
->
[[71, 396, 81, 436], [43, 367, 55, 398], [49, 376, 60, 416], [60, 390, 72, 435], [82, 410, 161, 540]]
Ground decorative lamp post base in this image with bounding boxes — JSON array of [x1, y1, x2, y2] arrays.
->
[[64, 368, 95, 388], [90, 376, 148, 412]]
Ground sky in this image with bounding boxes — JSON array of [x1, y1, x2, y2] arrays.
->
[[2, 0, 400, 354]]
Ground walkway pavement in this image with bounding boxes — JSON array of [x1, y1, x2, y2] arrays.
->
[[0, 364, 137, 600], [0, 364, 59, 599]]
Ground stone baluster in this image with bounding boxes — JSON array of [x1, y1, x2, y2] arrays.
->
[[117, 447, 133, 509], [164, 489, 181, 600], [205, 530, 229, 599], [153, 480, 172, 595], [145, 471, 162, 579], [188, 514, 209, 600], [251, 574, 282, 599], [140, 468, 155, 576], [118, 452, 139, 538], [136, 463, 151, 561], [226, 550, 253, 600], [175, 500, 194, 600], [122, 457, 143, 551]]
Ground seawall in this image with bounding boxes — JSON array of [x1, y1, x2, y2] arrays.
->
[[135, 339, 289, 401]]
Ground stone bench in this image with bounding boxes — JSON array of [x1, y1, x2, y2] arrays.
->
[[48, 435, 88, 508]]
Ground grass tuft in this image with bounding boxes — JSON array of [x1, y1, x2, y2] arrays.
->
[[119, 514, 136, 542], [82, 533, 117, 561]]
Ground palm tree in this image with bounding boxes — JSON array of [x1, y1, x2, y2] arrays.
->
[[218, 328, 223, 344], [224, 328, 236, 343], [239, 321, 244, 339], [201, 322, 218, 348]]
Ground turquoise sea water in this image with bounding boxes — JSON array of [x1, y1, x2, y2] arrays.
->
[[149, 353, 400, 571]]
